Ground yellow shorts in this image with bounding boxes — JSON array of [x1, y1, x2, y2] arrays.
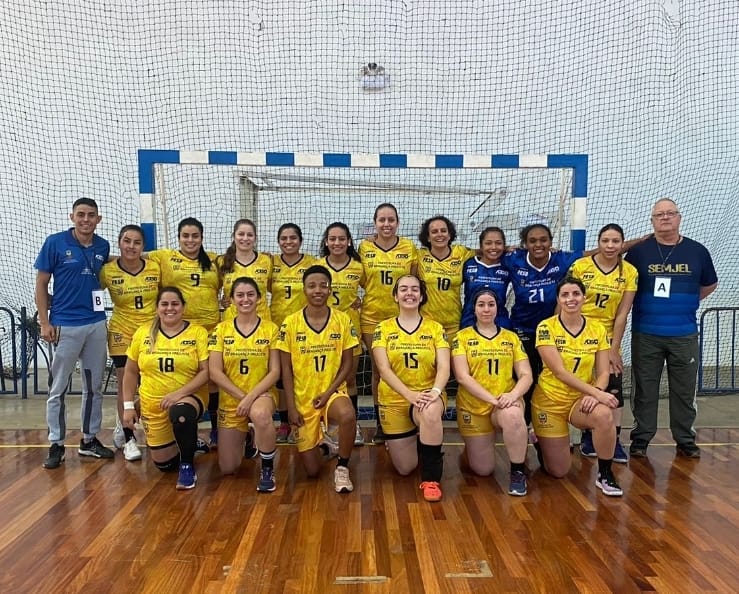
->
[[107, 330, 131, 357], [140, 396, 206, 447], [379, 393, 448, 437], [531, 400, 580, 438], [218, 391, 277, 431], [456, 406, 494, 437], [293, 391, 349, 453]]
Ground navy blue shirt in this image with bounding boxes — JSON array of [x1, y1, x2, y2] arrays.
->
[[34, 229, 110, 326], [625, 236, 717, 336], [504, 249, 583, 335], [460, 256, 511, 329]]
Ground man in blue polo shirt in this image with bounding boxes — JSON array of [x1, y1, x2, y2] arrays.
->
[[626, 198, 718, 459], [35, 198, 114, 468]]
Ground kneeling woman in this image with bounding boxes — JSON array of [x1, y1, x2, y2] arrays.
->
[[532, 276, 622, 496], [122, 287, 210, 490], [277, 265, 359, 494], [208, 277, 280, 493], [452, 289, 533, 496], [372, 275, 450, 502]]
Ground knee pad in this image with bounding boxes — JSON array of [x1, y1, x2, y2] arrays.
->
[[154, 454, 180, 472], [168, 402, 199, 425]]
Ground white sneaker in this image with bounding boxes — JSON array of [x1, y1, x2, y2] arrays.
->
[[353, 424, 365, 446], [112, 419, 126, 450], [319, 436, 339, 459], [123, 438, 142, 461], [334, 465, 354, 493]]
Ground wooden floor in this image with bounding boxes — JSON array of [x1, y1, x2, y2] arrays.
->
[[1, 428, 738, 594]]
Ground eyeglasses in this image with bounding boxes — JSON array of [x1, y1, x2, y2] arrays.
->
[[651, 211, 680, 219]]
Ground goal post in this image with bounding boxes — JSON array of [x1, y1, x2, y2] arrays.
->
[[137, 149, 588, 251]]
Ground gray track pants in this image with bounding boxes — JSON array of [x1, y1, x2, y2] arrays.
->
[[46, 320, 108, 444]]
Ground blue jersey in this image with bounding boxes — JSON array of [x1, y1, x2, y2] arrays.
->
[[504, 249, 582, 335], [460, 256, 511, 329], [34, 229, 110, 326], [625, 237, 716, 336]]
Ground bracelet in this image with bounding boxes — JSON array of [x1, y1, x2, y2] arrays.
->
[[429, 387, 442, 395], [123, 401, 135, 410]]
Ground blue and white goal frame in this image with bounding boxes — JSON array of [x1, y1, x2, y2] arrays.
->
[[137, 150, 588, 251]]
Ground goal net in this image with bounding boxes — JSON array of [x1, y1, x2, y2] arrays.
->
[[0, 0, 737, 387]]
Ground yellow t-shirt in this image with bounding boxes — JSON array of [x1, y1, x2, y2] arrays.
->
[[208, 317, 278, 400], [569, 256, 638, 339], [100, 258, 161, 352], [148, 249, 220, 329], [276, 308, 359, 412], [372, 317, 449, 406], [452, 326, 528, 416], [218, 252, 272, 321], [418, 244, 475, 335], [532, 315, 609, 414], [359, 237, 417, 328], [126, 322, 210, 408], [320, 256, 364, 334], [270, 253, 316, 327]]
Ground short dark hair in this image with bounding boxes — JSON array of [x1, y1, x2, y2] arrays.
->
[[72, 198, 99, 211], [303, 264, 332, 285], [556, 275, 586, 296]]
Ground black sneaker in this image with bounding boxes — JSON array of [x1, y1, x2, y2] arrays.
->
[[78, 437, 114, 459], [676, 443, 701, 458], [43, 443, 65, 469], [244, 426, 258, 459], [629, 441, 649, 458]]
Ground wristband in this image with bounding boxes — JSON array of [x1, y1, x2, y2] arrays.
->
[[429, 387, 442, 395], [123, 401, 135, 410]]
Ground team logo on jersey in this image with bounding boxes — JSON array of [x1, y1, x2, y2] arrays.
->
[[364, 252, 376, 259], [585, 338, 599, 345], [255, 338, 270, 345], [395, 253, 410, 259], [538, 328, 550, 341], [295, 333, 306, 342], [330, 333, 342, 339], [145, 276, 158, 282], [422, 256, 434, 264], [581, 272, 595, 281], [468, 339, 479, 346], [181, 340, 197, 345], [467, 266, 478, 274], [537, 412, 549, 426], [555, 338, 566, 346], [112, 278, 124, 285]]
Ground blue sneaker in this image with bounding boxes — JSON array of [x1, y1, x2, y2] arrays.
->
[[508, 471, 528, 496], [613, 439, 628, 464], [579, 430, 597, 457], [257, 467, 276, 492], [176, 463, 197, 490]]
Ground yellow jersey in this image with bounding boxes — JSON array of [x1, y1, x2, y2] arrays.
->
[[452, 326, 528, 416], [569, 256, 638, 339], [148, 249, 221, 329], [218, 252, 272, 321], [532, 315, 609, 413], [100, 258, 161, 353], [418, 244, 475, 335], [126, 322, 210, 407], [373, 317, 449, 406], [320, 256, 364, 333], [208, 317, 279, 400], [270, 253, 316, 327], [358, 237, 417, 329], [276, 308, 359, 411]]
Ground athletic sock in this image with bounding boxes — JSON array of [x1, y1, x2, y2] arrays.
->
[[419, 442, 443, 482], [337, 456, 350, 468], [597, 458, 613, 475], [510, 461, 525, 474], [259, 449, 276, 470], [208, 392, 219, 431], [278, 410, 289, 424], [123, 427, 135, 441]]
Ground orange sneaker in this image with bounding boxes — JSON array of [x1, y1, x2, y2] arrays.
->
[[419, 481, 443, 502]]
